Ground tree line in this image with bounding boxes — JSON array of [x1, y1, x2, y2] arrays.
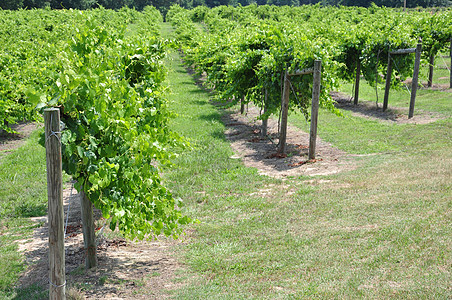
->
[[1, 0, 451, 13]]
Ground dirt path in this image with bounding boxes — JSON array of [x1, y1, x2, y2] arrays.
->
[[0, 122, 41, 160]]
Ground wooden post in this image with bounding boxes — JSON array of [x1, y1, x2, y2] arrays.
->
[[383, 54, 393, 111], [409, 40, 422, 119], [44, 108, 66, 300], [308, 60, 321, 160], [80, 190, 97, 269], [428, 54, 434, 87], [278, 71, 290, 154], [240, 96, 245, 114], [354, 59, 361, 105], [450, 38, 452, 89], [261, 89, 268, 137]]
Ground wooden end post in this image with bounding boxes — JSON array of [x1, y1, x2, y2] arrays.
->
[[278, 71, 290, 154], [383, 54, 393, 111], [80, 190, 97, 269], [354, 59, 361, 105], [308, 60, 321, 160], [409, 39, 422, 119], [44, 108, 66, 300]]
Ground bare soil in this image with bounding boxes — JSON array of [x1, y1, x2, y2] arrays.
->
[[16, 186, 187, 299], [222, 104, 354, 178], [428, 78, 452, 92]]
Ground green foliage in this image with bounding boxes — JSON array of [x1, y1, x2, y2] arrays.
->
[[169, 5, 340, 122], [169, 4, 451, 124], [4, 0, 452, 10], [0, 8, 192, 240], [43, 13, 190, 239], [413, 11, 452, 58]]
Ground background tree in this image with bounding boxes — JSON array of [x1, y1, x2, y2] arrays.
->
[[0, 0, 24, 9], [23, 0, 49, 8]]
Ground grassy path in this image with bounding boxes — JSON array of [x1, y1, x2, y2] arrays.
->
[[161, 23, 451, 299], [0, 129, 48, 299]]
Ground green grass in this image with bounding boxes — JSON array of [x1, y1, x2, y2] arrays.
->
[[161, 23, 451, 299], [289, 105, 451, 155], [0, 130, 47, 219], [0, 130, 49, 299]]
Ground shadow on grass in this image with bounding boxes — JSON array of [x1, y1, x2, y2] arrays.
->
[[13, 283, 47, 300], [186, 87, 205, 94], [14, 203, 47, 218], [331, 92, 402, 122]]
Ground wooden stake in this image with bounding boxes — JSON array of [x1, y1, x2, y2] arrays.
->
[[278, 71, 290, 154], [309, 60, 321, 160], [354, 59, 361, 105], [80, 190, 97, 269], [450, 38, 452, 89], [409, 40, 422, 119], [262, 89, 268, 137], [383, 54, 393, 111], [240, 96, 245, 114], [428, 54, 434, 87], [44, 108, 66, 300]]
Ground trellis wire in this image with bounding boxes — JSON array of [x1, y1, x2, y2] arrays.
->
[[440, 54, 451, 72], [390, 55, 412, 95]]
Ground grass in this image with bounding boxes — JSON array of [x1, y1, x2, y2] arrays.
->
[[0, 130, 47, 219], [0, 129, 70, 299], [0, 129, 50, 299], [161, 23, 451, 298]]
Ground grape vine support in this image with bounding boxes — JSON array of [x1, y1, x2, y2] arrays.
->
[[261, 89, 268, 137], [44, 108, 66, 300], [354, 60, 361, 106], [450, 38, 452, 89], [309, 60, 322, 160], [428, 54, 435, 88], [383, 39, 422, 119], [278, 60, 321, 158], [80, 189, 97, 269]]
